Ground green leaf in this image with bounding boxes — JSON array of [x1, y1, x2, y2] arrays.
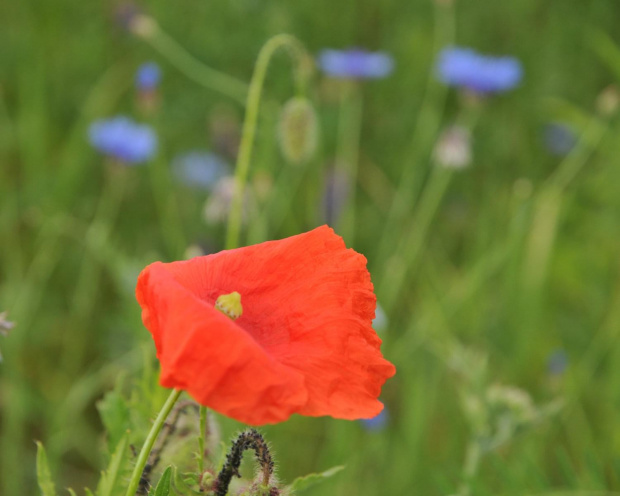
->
[[152, 466, 172, 496], [66, 489, 77, 496], [96, 381, 130, 454], [36, 441, 58, 496], [588, 29, 620, 83], [288, 465, 345, 493], [171, 467, 203, 495], [96, 434, 129, 496], [85, 489, 95, 496]]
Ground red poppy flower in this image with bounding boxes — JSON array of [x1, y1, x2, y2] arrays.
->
[[136, 225, 395, 425]]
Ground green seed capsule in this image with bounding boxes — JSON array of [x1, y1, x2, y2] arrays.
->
[[215, 291, 243, 320], [278, 97, 319, 165]]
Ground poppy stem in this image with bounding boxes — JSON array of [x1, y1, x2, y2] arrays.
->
[[226, 33, 311, 250], [198, 405, 208, 474], [132, 16, 249, 105], [334, 81, 363, 245], [125, 388, 183, 496], [375, 0, 454, 265]]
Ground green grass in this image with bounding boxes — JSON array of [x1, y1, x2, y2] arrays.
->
[[2, 1, 620, 495]]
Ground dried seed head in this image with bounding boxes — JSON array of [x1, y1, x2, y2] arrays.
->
[[596, 84, 620, 116], [278, 97, 319, 165], [130, 14, 158, 38], [433, 125, 472, 170]]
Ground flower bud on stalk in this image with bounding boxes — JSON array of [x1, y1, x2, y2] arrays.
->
[[277, 97, 319, 165]]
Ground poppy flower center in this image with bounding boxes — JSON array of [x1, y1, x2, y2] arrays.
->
[[215, 291, 243, 320]]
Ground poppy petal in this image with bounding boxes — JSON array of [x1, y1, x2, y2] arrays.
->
[[136, 225, 395, 425]]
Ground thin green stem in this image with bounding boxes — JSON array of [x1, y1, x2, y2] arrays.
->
[[516, 116, 608, 355], [546, 116, 608, 192], [60, 165, 128, 378], [379, 167, 453, 314], [125, 388, 183, 496], [137, 20, 248, 105], [335, 82, 363, 244], [198, 406, 207, 474], [225, 34, 308, 250], [148, 154, 186, 258], [376, 0, 454, 264], [456, 439, 482, 496], [53, 62, 133, 212]]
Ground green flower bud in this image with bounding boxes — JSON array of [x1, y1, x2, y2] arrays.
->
[[278, 97, 319, 165]]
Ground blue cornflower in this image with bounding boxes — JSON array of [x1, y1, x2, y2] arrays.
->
[[172, 151, 231, 191], [543, 123, 577, 156], [89, 116, 157, 164], [322, 167, 350, 225], [135, 62, 161, 90], [437, 47, 522, 93], [547, 349, 568, 376], [318, 49, 394, 79], [361, 407, 389, 431], [373, 303, 388, 333]]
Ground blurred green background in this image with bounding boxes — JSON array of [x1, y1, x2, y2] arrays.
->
[[2, 1, 620, 495]]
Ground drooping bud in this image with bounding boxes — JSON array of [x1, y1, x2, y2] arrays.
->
[[215, 292, 243, 320], [213, 429, 277, 496], [277, 97, 319, 165]]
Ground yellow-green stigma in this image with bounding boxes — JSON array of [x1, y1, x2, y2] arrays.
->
[[215, 291, 243, 320]]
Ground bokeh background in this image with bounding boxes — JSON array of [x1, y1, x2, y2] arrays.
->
[[2, 1, 620, 495]]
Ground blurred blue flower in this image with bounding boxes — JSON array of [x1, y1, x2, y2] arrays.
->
[[322, 167, 350, 225], [135, 62, 161, 90], [373, 303, 388, 333], [543, 123, 577, 156], [318, 49, 394, 79], [89, 116, 157, 164], [547, 349, 568, 376], [172, 151, 231, 191], [436, 47, 522, 93], [361, 407, 389, 431]]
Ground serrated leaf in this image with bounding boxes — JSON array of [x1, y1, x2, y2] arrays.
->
[[288, 465, 345, 493], [96, 383, 130, 454], [36, 441, 58, 496], [152, 466, 172, 496], [96, 434, 129, 496], [172, 467, 202, 495]]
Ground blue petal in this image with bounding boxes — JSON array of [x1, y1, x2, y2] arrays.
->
[[318, 49, 394, 79], [89, 116, 157, 164]]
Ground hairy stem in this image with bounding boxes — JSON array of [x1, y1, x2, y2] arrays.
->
[[125, 388, 182, 496]]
